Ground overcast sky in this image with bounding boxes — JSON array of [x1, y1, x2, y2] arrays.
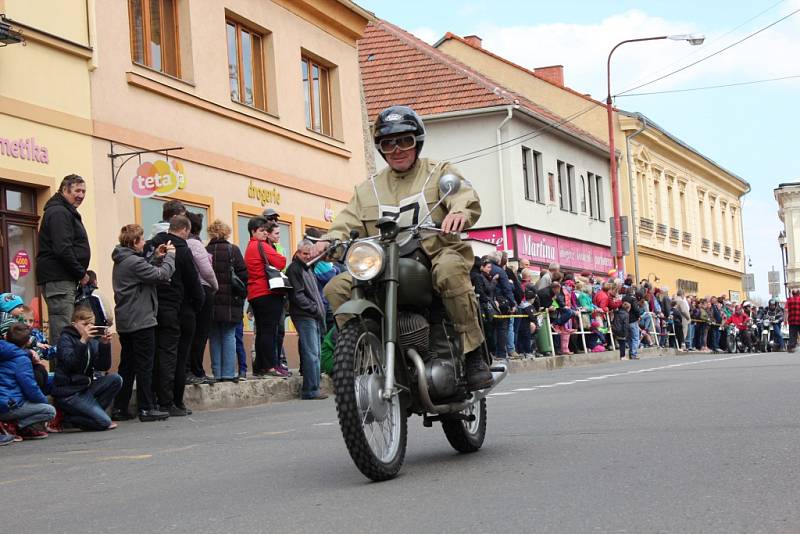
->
[[358, 0, 800, 301]]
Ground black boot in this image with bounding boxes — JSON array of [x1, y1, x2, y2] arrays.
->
[[465, 348, 494, 391], [139, 408, 170, 422]]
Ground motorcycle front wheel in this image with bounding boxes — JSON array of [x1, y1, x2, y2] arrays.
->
[[726, 334, 737, 353], [441, 398, 487, 453], [333, 319, 407, 481]]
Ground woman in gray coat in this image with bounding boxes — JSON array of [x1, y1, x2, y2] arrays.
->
[[111, 224, 176, 422]]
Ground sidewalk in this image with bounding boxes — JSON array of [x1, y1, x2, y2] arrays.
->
[[184, 346, 680, 411]]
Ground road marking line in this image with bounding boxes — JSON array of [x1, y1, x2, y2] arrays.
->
[[512, 387, 537, 391], [489, 392, 515, 396], [104, 454, 152, 461], [313, 422, 336, 426]]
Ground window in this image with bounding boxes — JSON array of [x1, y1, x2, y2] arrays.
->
[[654, 177, 663, 224], [587, 172, 595, 218], [594, 175, 604, 220], [139, 197, 209, 241], [548, 173, 555, 203], [567, 164, 576, 213], [579, 176, 587, 213], [302, 56, 332, 135], [129, 0, 180, 77], [522, 147, 543, 203], [557, 160, 567, 210], [226, 20, 266, 110], [679, 188, 688, 230], [0, 183, 39, 309]]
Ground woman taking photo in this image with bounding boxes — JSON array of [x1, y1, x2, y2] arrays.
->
[[244, 217, 287, 378], [110, 224, 175, 422], [206, 219, 248, 382]]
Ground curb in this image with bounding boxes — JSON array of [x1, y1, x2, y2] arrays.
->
[[182, 347, 679, 412]]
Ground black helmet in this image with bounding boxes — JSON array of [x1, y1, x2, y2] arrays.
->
[[769, 298, 777, 306], [373, 105, 425, 154]]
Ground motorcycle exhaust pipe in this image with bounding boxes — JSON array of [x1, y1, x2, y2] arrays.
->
[[406, 348, 472, 414]]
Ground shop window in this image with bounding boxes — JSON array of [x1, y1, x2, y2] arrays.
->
[[235, 209, 294, 258], [129, 0, 180, 77], [301, 55, 333, 136], [0, 183, 40, 314], [138, 196, 210, 241], [226, 19, 267, 111]]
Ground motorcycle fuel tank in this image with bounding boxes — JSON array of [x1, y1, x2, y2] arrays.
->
[[397, 257, 433, 309]]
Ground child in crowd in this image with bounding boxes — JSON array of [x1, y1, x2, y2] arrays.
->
[[0, 292, 23, 323], [5, 322, 48, 394], [612, 301, 632, 359], [586, 319, 607, 352], [50, 307, 121, 431], [75, 270, 114, 327], [0, 325, 55, 440]]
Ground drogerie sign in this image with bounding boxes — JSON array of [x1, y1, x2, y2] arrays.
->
[[0, 136, 50, 164]]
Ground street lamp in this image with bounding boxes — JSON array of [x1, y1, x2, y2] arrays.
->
[[779, 231, 788, 297], [606, 33, 705, 272]]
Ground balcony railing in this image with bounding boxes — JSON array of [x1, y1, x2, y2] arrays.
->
[[724, 246, 732, 258], [712, 242, 721, 254], [670, 227, 680, 242], [682, 231, 692, 246], [639, 217, 654, 233], [656, 223, 668, 237], [701, 238, 711, 251]]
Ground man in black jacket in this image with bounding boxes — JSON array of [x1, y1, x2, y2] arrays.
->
[[286, 240, 327, 400], [36, 175, 91, 345], [146, 215, 203, 416]]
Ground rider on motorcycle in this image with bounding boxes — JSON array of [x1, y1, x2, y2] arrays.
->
[[726, 305, 754, 352], [318, 105, 494, 391], [763, 298, 785, 350]]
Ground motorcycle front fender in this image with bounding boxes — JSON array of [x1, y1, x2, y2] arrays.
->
[[334, 299, 384, 321]]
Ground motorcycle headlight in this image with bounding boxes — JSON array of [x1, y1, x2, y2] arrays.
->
[[346, 240, 384, 281]]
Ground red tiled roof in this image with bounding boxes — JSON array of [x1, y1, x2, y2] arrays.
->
[[358, 20, 608, 151], [437, 32, 606, 108]]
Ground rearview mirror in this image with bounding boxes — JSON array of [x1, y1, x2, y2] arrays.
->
[[438, 173, 461, 197]]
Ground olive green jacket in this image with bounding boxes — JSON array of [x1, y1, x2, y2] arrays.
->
[[323, 158, 481, 261]]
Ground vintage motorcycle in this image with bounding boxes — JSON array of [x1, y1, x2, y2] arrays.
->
[[324, 174, 507, 481]]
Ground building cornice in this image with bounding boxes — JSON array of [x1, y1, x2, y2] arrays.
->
[[639, 245, 745, 278], [0, 15, 93, 60], [271, 0, 372, 45]]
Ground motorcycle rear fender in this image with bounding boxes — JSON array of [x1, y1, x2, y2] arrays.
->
[[334, 299, 384, 321]]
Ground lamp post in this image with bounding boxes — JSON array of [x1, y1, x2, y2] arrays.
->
[[606, 33, 704, 273], [779, 231, 788, 298]]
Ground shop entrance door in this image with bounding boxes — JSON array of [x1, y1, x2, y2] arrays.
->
[[0, 184, 40, 310]]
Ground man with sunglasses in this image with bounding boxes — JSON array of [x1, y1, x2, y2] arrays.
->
[[317, 105, 493, 391]]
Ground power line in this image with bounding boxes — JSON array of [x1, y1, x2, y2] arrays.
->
[[615, 7, 800, 97], [622, 0, 787, 90], [616, 74, 800, 97], [447, 103, 600, 165]]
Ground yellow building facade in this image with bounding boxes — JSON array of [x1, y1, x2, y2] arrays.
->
[[436, 33, 748, 297], [0, 0, 94, 314]]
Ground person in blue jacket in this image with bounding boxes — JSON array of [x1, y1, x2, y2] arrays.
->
[[51, 306, 121, 431], [0, 334, 55, 439]]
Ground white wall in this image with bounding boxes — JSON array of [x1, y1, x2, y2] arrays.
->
[[375, 110, 611, 247]]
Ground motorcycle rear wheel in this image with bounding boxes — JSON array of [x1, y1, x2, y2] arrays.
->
[[334, 319, 407, 481], [441, 398, 487, 453]]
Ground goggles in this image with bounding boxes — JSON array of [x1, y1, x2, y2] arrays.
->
[[378, 135, 416, 154]]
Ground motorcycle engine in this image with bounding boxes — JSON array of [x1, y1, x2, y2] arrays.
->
[[425, 358, 458, 400], [398, 312, 429, 357]]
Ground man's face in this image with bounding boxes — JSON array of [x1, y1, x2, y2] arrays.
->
[[481, 263, 492, 275], [521, 260, 530, 270], [62, 183, 86, 207], [297, 247, 313, 263], [380, 134, 417, 172]]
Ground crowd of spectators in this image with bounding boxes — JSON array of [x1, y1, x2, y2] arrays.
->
[[1, 175, 334, 445], [470, 251, 789, 362]]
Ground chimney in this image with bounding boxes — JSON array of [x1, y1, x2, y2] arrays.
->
[[534, 65, 564, 87], [463, 35, 482, 48]]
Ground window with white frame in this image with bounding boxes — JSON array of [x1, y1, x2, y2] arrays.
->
[[522, 147, 543, 203]]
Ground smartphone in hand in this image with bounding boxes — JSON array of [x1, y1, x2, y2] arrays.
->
[[91, 326, 109, 337]]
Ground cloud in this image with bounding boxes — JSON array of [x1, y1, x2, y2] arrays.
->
[[409, 26, 439, 45], [470, 6, 800, 99]]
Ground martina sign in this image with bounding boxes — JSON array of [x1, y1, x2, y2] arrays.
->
[[131, 159, 186, 198]]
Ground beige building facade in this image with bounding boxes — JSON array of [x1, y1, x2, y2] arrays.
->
[[775, 183, 800, 291], [1, 0, 373, 352], [436, 33, 748, 296]]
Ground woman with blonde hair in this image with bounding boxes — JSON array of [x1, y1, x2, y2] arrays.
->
[[207, 219, 248, 381]]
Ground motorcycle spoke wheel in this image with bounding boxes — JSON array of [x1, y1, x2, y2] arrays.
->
[[441, 398, 487, 453], [334, 319, 407, 481]]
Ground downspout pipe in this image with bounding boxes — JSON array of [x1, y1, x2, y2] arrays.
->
[[625, 113, 647, 283], [496, 106, 514, 252]]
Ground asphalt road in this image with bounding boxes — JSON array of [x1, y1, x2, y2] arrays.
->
[[4, 351, 800, 534]]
